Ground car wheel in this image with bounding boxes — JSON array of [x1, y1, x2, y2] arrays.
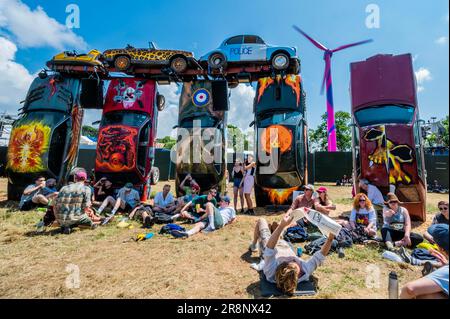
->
[[150, 167, 160, 185], [271, 52, 290, 70], [170, 56, 188, 73], [208, 52, 226, 69], [114, 55, 131, 71]]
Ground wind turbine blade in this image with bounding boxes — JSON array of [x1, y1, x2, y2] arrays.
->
[[331, 39, 373, 53], [320, 62, 329, 95], [292, 25, 328, 51]]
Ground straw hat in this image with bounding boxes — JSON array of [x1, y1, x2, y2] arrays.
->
[[384, 192, 403, 205]]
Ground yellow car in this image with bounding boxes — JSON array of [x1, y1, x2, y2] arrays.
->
[[46, 49, 105, 69]]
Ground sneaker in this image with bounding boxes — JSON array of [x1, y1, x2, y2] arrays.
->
[[61, 227, 71, 235], [202, 226, 215, 234], [398, 246, 411, 264], [91, 224, 98, 230], [422, 262, 434, 276], [338, 247, 345, 258], [170, 230, 188, 238], [385, 241, 395, 251], [249, 243, 258, 252]]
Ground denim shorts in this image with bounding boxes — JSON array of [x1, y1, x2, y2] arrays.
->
[[233, 178, 243, 188]]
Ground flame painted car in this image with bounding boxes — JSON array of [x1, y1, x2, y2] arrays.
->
[[95, 78, 165, 201], [46, 49, 105, 69], [103, 43, 195, 73], [251, 74, 309, 207], [200, 35, 300, 73], [6, 73, 84, 200]]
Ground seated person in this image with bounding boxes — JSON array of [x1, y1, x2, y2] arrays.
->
[[424, 201, 449, 244], [179, 174, 198, 196], [93, 177, 115, 206], [339, 193, 377, 237], [381, 193, 423, 250], [172, 188, 218, 222], [313, 186, 336, 215], [42, 178, 58, 198], [400, 224, 449, 299], [19, 176, 58, 211], [97, 182, 140, 216], [129, 204, 154, 228], [171, 195, 236, 238], [359, 179, 385, 210], [287, 184, 316, 228], [53, 170, 98, 233], [249, 213, 335, 295], [153, 184, 176, 214]]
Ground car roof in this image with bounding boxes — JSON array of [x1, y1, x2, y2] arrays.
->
[[221, 35, 265, 45]]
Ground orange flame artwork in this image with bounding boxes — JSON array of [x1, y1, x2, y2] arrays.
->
[[284, 74, 301, 106], [257, 77, 274, 103], [7, 122, 51, 173], [261, 125, 293, 154], [263, 186, 299, 205]]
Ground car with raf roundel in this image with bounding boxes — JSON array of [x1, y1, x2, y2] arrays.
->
[[200, 35, 300, 73]]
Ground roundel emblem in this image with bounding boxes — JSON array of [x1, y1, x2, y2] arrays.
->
[[192, 89, 211, 107]]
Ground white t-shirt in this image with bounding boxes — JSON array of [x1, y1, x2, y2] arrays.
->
[[154, 192, 174, 208], [219, 207, 236, 225], [367, 184, 384, 206]]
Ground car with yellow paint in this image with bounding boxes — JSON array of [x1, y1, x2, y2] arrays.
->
[[46, 49, 105, 69], [102, 42, 195, 73]]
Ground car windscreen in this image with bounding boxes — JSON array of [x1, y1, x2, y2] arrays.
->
[[179, 115, 219, 128], [101, 111, 149, 127], [354, 104, 415, 127], [257, 110, 301, 127]]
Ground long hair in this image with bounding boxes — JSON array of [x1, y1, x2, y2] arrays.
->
[[275, 262, 300, 295], [353, 193, 373, 211]]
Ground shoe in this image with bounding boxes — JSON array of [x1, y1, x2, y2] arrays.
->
[[202, 226, 215, 234], [61, 227, 71, 235], [170, 230, 188, 238], [385, 241, 395, 251], [91, 224, 98, 230], [338, 247, 345, 258], [143, 216, 154, 229], [422, 262, 434, 276], [249, 243, 258, 252], [398, 246, 411, 264]]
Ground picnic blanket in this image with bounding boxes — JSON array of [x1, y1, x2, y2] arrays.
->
[[259, 271, 316, 297]]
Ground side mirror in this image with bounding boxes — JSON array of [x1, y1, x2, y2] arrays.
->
[[157, 94, 166, 111], [92, 120, 101, 125], [249, 120, 255, 127]]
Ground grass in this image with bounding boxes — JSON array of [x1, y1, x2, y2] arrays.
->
[[0, 178, 448, 299]]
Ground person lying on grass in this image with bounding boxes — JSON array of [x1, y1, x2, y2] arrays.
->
[[129, 205, 154, 228], [170, 196, 236, 238], [171, 188, 218, 223], [249, 213, 335, 295], [400, 224, 449, 299]]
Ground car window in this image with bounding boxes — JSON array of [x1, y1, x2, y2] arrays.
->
[[225, 36, 243, 45], [244, 35, 265, 44]]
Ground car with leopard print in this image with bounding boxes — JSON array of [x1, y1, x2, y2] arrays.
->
[[103, 42, 196, 74]]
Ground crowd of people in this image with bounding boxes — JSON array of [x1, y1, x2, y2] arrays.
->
[[14, 158, 449, 299]]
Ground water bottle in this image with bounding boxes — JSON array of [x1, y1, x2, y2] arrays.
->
[[388, 271, 399, 299], [297, 247, 303, 257]]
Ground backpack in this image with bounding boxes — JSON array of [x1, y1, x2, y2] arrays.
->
[[284, 226, 308, 243], [335, 227, 354, 248], [159, 224, 186, 235], [153, 212, 174, 224], [304, 236, 338, 255], [350, 225, 371, 244]]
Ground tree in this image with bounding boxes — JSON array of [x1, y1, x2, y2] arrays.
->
[[227, 124, 250, 152], [156, 136, 176, 150], [82, 125, 98, 138], [309, 111, 352, 151], [442, 116, 449, 147]]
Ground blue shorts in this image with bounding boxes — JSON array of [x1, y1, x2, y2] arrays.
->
[[426, 265, 449, 295], [233, 178, 243, 188]]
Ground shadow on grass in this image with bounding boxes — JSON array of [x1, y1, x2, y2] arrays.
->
[[0, 200, 19, 211], [246, 281, 263, 299], [23, 227, 62, 237], [240, 250, 260, 264]]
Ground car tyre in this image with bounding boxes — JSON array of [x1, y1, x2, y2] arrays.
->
[[271, 52, 290, 70], [114, 55, 131, 71], [150, 167, 160, 185], [170, 56, 188, 73], [208, 52, 227, 69]]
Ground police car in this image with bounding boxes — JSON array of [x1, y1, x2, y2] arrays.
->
[[200, 35, 299, 73]]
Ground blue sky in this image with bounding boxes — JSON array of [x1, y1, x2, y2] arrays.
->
[[1, 0, 448, 138]]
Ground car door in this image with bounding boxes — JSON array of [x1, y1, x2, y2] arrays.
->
[[224, 36, 244, 62], [241, 35, 267, 62]]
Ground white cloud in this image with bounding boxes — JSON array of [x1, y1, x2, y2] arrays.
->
[[0, 0, 86, 50], [415, 67, 432, 93], [228, 84, 256, 131], [435, 36, 448, 45], [0, 36, 34, 113], [156, 83, 181, 138]]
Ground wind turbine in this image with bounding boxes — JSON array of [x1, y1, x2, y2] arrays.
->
[[293, 25, 373, 152]]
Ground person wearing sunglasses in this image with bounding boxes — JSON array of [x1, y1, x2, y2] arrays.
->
[[347, 193, 377, 237], [19, 176, 55, 211], [313, 186, 336, 216], [424, 201, 449, 244]]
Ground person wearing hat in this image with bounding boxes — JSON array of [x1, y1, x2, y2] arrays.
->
[[97, 182, 140, 216], [381, 193, 423, 250], [358, 178, 384, 209], [314, 186, 336, 215], [171, 195, 236, 238], [400, 224, 449, 299], [285, 184, 316, 228], [53, 169, 97, 234]]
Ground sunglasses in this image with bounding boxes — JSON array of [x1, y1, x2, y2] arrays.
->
[[439, 206, 448, 211], [359, 199, 366, 202]]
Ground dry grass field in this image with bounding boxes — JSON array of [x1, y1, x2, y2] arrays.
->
[[0, 178, 448, 299]]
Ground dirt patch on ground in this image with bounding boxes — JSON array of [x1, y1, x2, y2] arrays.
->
[[0, 178, 448, 298]]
